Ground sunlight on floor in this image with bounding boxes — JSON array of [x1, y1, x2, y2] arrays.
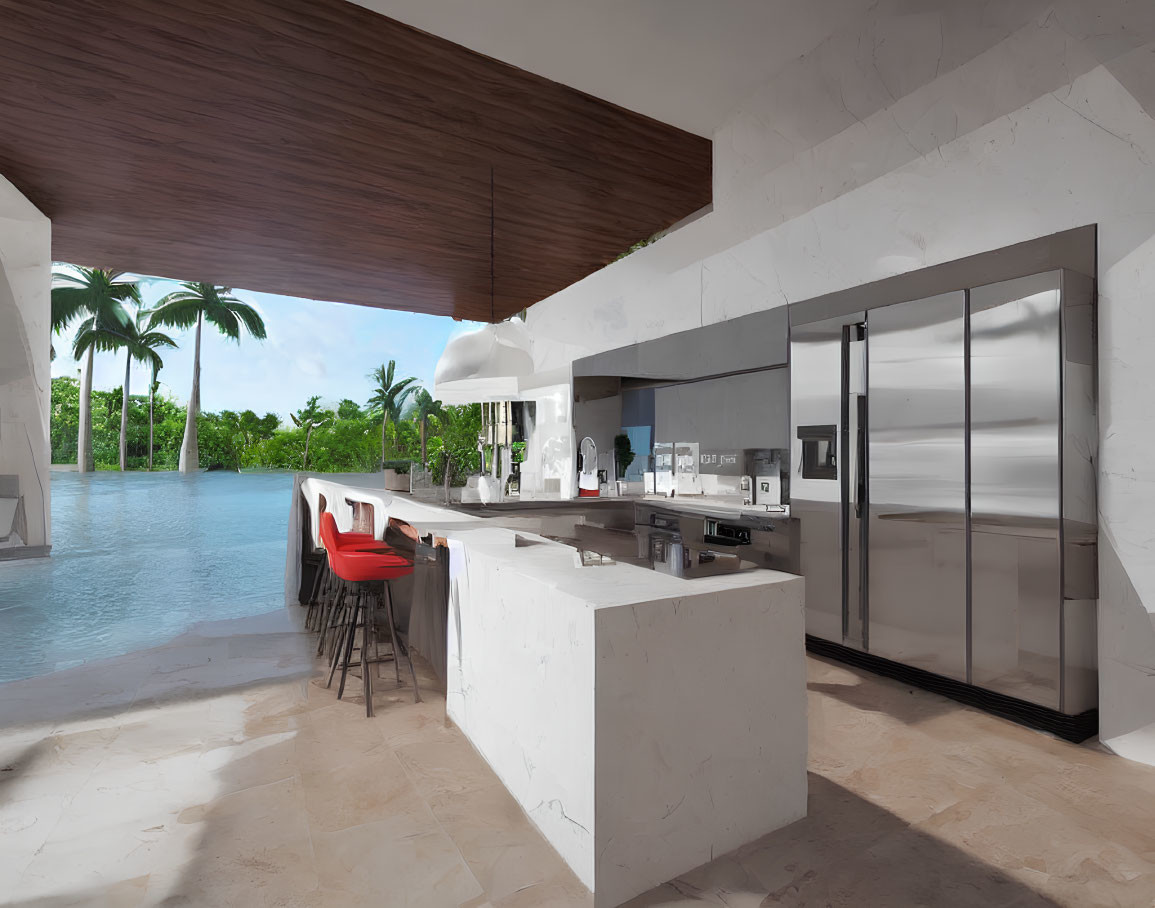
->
[[4, 616, 1155, 907]]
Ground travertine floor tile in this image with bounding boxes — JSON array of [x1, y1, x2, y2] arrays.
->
[[426, 780, 576, 902], [6, 616, 1155, 908], [394, 734, 504, 801], [299, 747, 415, 833], [310, 811, 483, 907], [149, 776, 319, 907]]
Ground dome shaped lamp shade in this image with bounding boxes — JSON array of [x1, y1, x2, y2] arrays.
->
[[434, 318, 534, 402]]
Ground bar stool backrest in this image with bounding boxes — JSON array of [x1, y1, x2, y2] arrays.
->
[[318, 511, 340, 552], [384, 516, 419, 556]]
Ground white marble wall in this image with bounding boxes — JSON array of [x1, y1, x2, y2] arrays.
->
[[0, 176, 51, 552], [445, 527, 808, 906], [445, 535, 598, 886], [594, 579, 807, 907], [516, 5, 1155, 764]]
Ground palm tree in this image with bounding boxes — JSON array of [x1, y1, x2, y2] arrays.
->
[[412, 388, 446, 468], [51, 267, 138, 472], [113, 313, 176, 471], [148, 282, 266, 473], [366, 360, 418, 467], [290, 396, 331, 470], [147, 362, 162, 471]]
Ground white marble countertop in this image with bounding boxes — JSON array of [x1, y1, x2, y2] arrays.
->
[[383, 496, 800, 611], [289, 473, 800, 611]]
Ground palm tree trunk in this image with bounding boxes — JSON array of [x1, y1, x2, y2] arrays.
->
[[78, 346, 95, 473], [381, 414, 388, 469], [148, 380, 155, 471], [178, 311, 202, 474], [119, 349, 131, 471], [420, 417, 427, 467], [304, 425, 312, 470]]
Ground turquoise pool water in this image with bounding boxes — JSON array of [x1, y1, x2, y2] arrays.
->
[[0, 471, 292, 683]]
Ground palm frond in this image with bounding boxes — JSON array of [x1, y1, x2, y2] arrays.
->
[[204, 304, 241, 340], [137, 330, 177, 350], [148, 296, 205, 330], [227, 300, 267, 339], [147, 283, 266, 345], [73, 324, 128, 358], [49, 267, 136, 335], [50, 286, 91, 333]]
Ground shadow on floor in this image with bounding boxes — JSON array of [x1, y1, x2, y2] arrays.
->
[[0, 609, 314, 734], [806, 654, 960, 725], [625, 773, 1060, 907], [0, 739, 50, 787]]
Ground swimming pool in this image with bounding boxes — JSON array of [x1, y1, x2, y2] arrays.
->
[[0, 471, 292, 683]]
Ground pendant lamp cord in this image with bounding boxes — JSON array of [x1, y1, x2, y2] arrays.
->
[[490, 166, 495, 322]]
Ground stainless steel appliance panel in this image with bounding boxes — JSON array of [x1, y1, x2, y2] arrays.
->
[[790, 316, 860, 643], [1060, 272, 1098, 554], [969, 274, 1062, 707], [1060, 270, 1098, 713], [844, 327, 867, 647], [1063, 598, 1098, 714], [866, 292, 968, 681]]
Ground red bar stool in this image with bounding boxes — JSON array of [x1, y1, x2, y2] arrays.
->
[[324, 542, 419, 717], [311, 512, 396, 653]]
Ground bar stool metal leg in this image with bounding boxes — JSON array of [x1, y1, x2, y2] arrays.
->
[[317, 578, 344, 657], [384, 580, 421, 703], [362, 587, 374, 717], [337, 591, 362, 700], [327, 586, 354, 689]]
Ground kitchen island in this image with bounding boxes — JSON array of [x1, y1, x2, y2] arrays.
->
[[287, 475, 807, 908]]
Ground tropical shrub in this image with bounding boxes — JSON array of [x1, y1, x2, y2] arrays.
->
[[49, 379, 485, 478]]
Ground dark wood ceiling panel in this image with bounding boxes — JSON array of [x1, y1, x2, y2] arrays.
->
[[0, 0, 711, 321]]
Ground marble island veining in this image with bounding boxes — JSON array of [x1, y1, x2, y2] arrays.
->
[[287, 475, 809, 907]]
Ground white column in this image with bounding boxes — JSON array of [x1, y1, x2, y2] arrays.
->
[[0, 175, 52, 555]]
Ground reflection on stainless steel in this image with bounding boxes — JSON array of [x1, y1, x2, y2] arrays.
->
[[557, 502, 800, 580], [1060, 271, 1099, 714], [845, 324, 866, 648], [634, 502, 799, 579], [970, 275, 1062, 707], [790, 316, 858, 642], [791, 270, 1098, 717], [867, 292, 967, 682]]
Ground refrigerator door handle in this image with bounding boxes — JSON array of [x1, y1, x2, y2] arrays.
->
[[853, 405, 866, 519]]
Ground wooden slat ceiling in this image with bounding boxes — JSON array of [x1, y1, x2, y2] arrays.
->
[[0, 0, 711, 321]]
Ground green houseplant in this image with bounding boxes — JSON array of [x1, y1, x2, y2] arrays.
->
[[614, 434, 635, 480]]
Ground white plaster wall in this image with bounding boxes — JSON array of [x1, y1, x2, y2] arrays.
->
[[573, 393, 621, 484], [517, 6, 1155, 764], [520, 382, 573, 499], [0, 176, 51, 550]]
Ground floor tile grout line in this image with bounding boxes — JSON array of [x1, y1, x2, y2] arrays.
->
[[297, 665, 485, 895], [11, 720, 127, 893], [293, 768, 324, 896], [384, 709, 489, 901]]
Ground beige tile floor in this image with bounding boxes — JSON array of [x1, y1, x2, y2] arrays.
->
[[3, 611, 1155, 907]]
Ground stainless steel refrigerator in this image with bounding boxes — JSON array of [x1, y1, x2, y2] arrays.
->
[[790, 270, 1097, 724]]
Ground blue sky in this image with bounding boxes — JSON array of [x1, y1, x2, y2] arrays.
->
[[51, 276, 481, 420]]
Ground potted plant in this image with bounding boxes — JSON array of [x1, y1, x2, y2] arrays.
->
[[382, 458, 411, 492], [613, 434, 635, 480]]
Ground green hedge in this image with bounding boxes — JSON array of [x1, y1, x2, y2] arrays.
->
[[51, 376, 483, 476]]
